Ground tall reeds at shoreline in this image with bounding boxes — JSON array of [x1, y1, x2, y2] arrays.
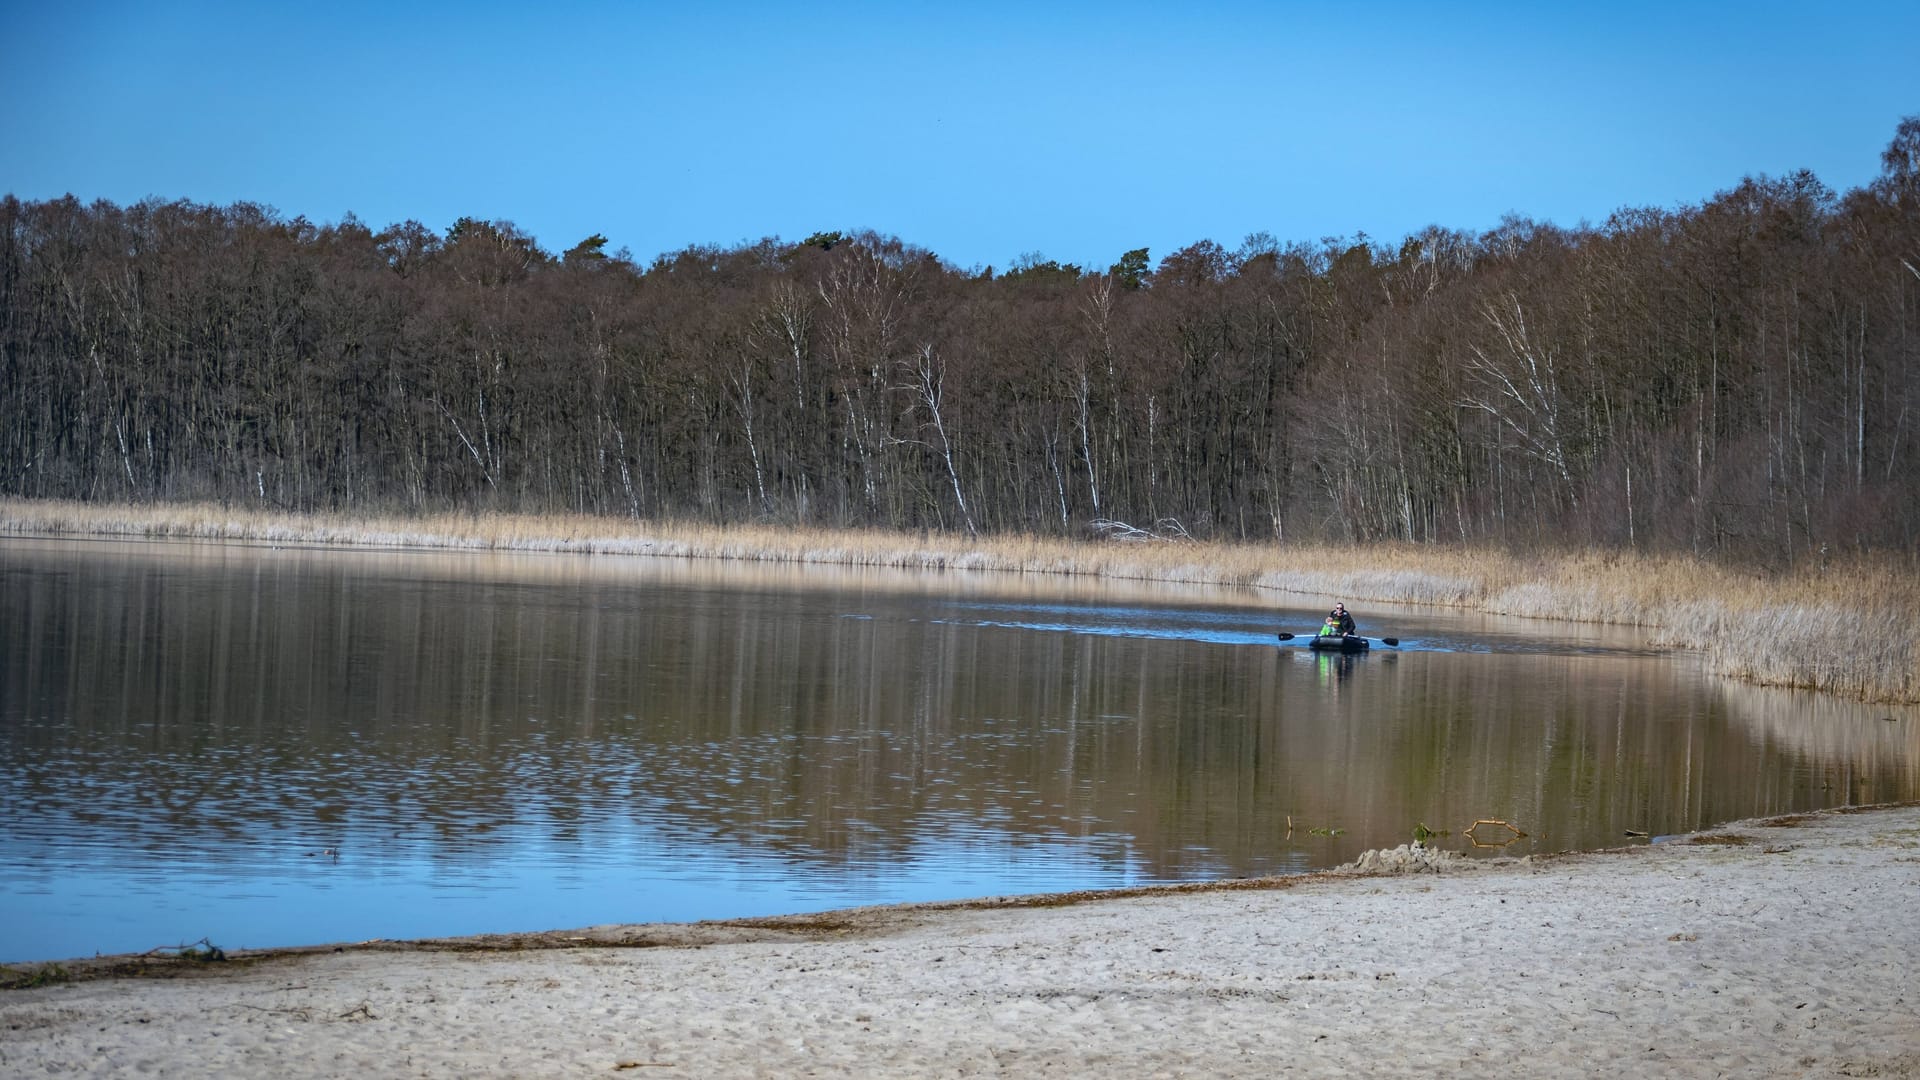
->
[[4, 498, 1915, 704]]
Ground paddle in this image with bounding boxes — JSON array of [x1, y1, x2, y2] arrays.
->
[[1276, 632, 1399, 646]]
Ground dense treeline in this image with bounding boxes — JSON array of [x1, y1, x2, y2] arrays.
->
[[4, 120, 1917, 561]]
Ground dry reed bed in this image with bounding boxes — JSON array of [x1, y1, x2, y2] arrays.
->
[[4, 498, 1916, 703]]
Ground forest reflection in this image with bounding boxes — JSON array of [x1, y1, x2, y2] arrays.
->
[[3, 539, 1915, 959]]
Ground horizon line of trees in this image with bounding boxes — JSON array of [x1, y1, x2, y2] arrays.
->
[[3, 118, 1917, 564]]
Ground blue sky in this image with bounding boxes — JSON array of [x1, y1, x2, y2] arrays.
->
[[4, 2, 1916, 271]]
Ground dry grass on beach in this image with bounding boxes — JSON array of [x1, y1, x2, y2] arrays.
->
[[5, 497, 1917, 702]]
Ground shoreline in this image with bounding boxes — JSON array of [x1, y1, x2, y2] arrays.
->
[[5, 496, 1918, 703], [4, 803, 1916, 1076]]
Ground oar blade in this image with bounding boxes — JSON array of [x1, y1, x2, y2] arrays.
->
[[1380, 637, 1399, 646], [1276, 632, 1295, 642]]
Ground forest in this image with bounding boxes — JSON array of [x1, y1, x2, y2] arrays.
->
[[3, 118, 1917, 564]]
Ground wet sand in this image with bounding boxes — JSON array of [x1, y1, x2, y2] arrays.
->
[[3, 804, 1917, 1078]]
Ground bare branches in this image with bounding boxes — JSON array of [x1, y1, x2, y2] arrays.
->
[[897, 343, 976, 536], [1457, 291, 1578, 495], [1089, 518, 1193, 543], [433, 397, 498, 493], [2, 119, 1918, 560]]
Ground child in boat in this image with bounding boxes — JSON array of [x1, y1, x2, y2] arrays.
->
[[1318, 616, 1342, 637]]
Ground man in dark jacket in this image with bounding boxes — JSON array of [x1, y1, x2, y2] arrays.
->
[[1330, 602, 1356, 636]]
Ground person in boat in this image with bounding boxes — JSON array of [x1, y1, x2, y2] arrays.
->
[[1318, 615, 1342, 638], [1330, 602, 1356, 636]]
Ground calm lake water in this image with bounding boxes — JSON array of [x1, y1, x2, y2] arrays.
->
[[3, 537, 1916, 963]]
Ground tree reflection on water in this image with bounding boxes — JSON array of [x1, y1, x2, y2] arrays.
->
[[2, 538, 1914, 961]]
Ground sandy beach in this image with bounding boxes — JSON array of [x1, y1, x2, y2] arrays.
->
[[4, 803, 1916, 1078]]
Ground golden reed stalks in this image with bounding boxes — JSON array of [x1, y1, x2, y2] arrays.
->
[[4, 498, 1915, 703]]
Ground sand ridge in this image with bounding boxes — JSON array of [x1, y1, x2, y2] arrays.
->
[[3, 804, 1917, 1078]]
